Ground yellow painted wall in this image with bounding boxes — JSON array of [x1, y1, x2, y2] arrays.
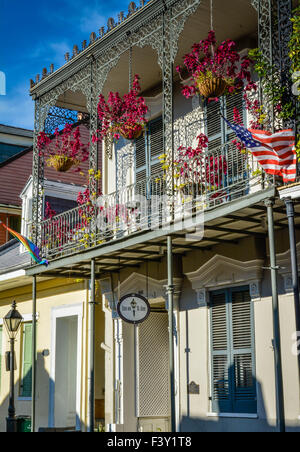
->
[[0, 277, 105, 432]]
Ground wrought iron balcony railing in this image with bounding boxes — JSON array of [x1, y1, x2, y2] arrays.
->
[[29, 142, 272, 261]]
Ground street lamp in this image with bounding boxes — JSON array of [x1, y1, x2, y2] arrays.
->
[[3, 301, 23, 432]]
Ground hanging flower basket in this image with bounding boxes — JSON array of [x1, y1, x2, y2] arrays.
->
[[176, 31, 252, 100], [37, 124, 89, 173], [97, 75, 148, 145], [118, 123, 145, 141], [47, 155, 79, 173], [197, 76, 228, 99]]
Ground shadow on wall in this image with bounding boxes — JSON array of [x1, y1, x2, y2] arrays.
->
[[0, 352, 87, 432], [183, 309, 300, 433], [0, 353, 49, 432]]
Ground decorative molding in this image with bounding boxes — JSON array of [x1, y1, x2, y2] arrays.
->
[[114, 271, 182, 304], [277, 242, 300, 274], [185, 254, 264, 291], [277, 242, 300, 293], [278, 183, 300, 200]]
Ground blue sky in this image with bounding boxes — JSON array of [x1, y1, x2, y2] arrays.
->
[[0, 0, 132, 130]]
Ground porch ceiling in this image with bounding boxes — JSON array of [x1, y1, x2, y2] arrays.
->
[[26, 190, 300, 280], [53, 0, 258, 111]]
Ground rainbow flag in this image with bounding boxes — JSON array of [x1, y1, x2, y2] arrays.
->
[[0, 221, 48, 266]]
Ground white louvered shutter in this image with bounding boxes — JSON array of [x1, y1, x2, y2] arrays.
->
[[148, 117, 163, 178], [206, 92, 248, 198], [135, 134, 147, 183], [224, 93, 249, 197], [210, 288, 257, 414], [231, 289, 256, 413], [210, 291, 231, 413]]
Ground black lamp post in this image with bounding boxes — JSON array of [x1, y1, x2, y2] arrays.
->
[[3, 301, 23, 432]]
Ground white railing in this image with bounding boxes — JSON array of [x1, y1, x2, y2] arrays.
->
[[30, 142, 272, 260]]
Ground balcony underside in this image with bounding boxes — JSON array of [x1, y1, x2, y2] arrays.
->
[[24, 184, 300, 279]]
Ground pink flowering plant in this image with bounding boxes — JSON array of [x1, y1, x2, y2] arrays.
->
[[97, 74, 148, 141], [37, 124, 89, 172], [159, 133, 227, 194], [176, 31, 252, 99]]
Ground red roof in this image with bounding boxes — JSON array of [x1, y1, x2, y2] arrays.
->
[[0, 124, 102, 207]]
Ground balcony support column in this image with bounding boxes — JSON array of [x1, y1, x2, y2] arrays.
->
[[162, 5, 175, 220], [285, 198, 300, 396], [88, 258, 96, 432], [166, 236, 176, 433], [265, 198, 285, 432], [31, 276, 37, 432]]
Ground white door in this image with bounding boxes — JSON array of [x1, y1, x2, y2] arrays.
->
[[54, 316, 78, 428], [49, 305, 83, 430]]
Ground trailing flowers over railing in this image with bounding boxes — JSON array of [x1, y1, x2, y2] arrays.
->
[[97, 74, 148, 142], [159, 133, 227, 194], [37, 124, 89, 172]]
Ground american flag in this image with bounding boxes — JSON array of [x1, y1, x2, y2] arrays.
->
[[224, 118, 297, 183]]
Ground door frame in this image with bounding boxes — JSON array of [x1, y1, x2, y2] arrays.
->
[[49, 303, 83, 430]]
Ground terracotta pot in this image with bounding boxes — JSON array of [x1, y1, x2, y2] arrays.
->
[[197, 77, 228, 98], [47, 156, 75, 172]]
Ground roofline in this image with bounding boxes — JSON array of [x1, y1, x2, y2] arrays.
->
[[0, 124, 33, 137], [0, 118, 89, 169], [29, 0, 173, 99]]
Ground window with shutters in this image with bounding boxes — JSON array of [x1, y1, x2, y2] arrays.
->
[[135, 116, 163, 184], [206, 92, 249, 196], [209, 287, 257, 414], [20, 322, 32, 398]]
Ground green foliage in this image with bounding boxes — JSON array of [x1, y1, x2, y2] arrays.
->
[[289, 6, 300, 74], [289, 6, 300, 101], [248, 48, 295, 122]]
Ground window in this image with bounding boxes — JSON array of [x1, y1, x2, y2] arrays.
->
[[0, 143, 27, 163], [8, 215, 21, 239], [206, 91, 245, 150], [209, 287, 256, 414], [135, 116, 163, 184], [44, 196, 77, 216], [206, 91, 249, 197], [20, 323, 32, 398]]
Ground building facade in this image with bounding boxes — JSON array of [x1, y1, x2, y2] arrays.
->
[[0, 0, 298, 432]]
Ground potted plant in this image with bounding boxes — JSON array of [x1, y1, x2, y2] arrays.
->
[[176, 30, 252, 100], [37, 124, 89, 172], [159, 133, 227, 209], [97, 74, 148, 142]]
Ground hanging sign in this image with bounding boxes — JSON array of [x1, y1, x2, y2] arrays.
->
[[117, 293, 150, 324]]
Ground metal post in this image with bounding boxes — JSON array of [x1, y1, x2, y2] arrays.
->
[[6, 338, 17, 432], [167, 236, 176, 432], [88, 258, 96, 432], [265, 198, 285, 432], [285, 198, 300, 376], [31, 276, 37, 432]]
